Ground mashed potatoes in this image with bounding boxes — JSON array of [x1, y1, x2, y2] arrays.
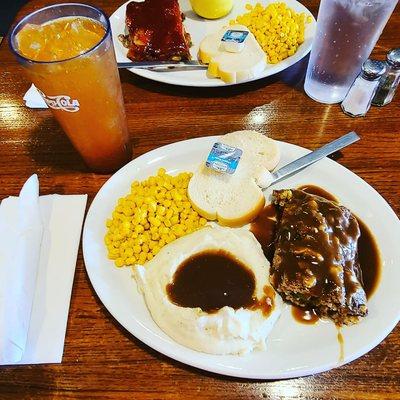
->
[[133, 226, 282, 355]]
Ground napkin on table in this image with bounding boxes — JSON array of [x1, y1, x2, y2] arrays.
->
[[0, 175, 87, 365], [23, 84, 48, 109]]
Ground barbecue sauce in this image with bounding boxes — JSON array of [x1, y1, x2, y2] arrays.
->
[[166, 249, 274, 316], [125, 0, 190, 61]]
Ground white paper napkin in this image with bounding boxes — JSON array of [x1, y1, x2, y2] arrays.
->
[[23, 84, 48, 109], [0, 175, 87, 365], [0, 175, 43, 363]]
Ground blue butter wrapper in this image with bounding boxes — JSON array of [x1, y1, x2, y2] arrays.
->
[[221, 29, 249, 44], [205, 142, 243, 174]]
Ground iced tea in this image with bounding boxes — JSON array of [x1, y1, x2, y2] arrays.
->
[[10, 4, 131, 173]]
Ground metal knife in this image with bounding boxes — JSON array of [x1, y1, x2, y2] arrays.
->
[[117, 61, 207, 70], [266, 131, 360, 187]]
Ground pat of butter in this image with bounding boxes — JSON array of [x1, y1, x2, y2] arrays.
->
[[221, 30, 249, 53], [206, 142, 242, 174]]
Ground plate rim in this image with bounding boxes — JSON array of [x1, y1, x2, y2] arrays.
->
[[109, 0, 316, 87], [82, 135, 400, 379]]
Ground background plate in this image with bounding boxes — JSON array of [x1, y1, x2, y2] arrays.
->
[[83, 137, 400, 379], [110, 0, 316, 87]]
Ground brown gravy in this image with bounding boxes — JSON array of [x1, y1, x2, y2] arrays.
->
[[249, 203, 277, 263], [297, 184, 338, 202], [166, 249, 274, 316], [357, 218, 381, 299], [337, 329, 344, 363], [250, 185, 381, 324], [299, 185, 381, 299], [291, 305, 320, 325]]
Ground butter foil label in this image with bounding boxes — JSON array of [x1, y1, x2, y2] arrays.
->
[[221, 30, 249, 44], [206, 142, 242, 174]]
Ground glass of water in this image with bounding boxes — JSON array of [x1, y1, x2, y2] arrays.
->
[[304, 0, 398, 104]]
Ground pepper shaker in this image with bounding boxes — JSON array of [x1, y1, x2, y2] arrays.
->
[[372, 48, 400, 106], [341, 59, 386, 117]]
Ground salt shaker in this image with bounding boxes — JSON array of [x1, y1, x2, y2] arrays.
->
[[341, 59, 386, 117], [372, 48, 400, 106]]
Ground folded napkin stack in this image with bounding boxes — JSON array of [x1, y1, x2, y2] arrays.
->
[[0, 175, 87, 365]]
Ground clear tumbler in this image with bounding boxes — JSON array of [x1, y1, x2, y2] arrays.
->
[[304, 0, 398, 104], [10, 3, 132, 173]]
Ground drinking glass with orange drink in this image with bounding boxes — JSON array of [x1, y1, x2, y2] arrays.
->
[[9, 3, 131, 173]]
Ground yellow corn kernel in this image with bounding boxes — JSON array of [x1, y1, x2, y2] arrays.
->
[[132, 238, 141, 247], [142, 231, 150, 241], [165, 209, 173, 220], [135, 197, 144, 207], [152, 245, 160, 255], [151, 217, 161, 227], [155, 192, 164, 201], [126, 257, 136, 266], [141, 243, 149, 253], [197, 218, 206, 227], [133, 224, 144, 234], [169, 232, 177, 242], [148, 201, 157, 213], [115, 258, 125, 268], [138, 253, 147, 265], [124, 247, 134, 258], [230, 2, 310, 64], [156, 205, 166, 216]]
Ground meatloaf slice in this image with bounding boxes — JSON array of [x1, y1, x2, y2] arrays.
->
[[270, 189, 367, 325]]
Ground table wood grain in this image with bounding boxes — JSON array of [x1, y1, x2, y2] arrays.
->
[[0, 0, 399, 398]]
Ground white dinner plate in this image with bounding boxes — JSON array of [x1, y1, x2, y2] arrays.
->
[[82, 136, 400, 379], [110, 0, 316, 87]]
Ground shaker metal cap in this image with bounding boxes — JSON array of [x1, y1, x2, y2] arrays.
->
[[387, 48, 400, 69], [361, 59, 386, 81]]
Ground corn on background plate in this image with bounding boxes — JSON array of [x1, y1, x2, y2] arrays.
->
[[110, 0, 316, 87], [82, 136, 400, 379]]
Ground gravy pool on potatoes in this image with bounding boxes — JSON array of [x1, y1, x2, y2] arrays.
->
[[167, 249, 275, 317], [167, 250, 256, 312]]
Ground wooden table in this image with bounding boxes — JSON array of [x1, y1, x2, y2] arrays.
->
[[1, 0, 399, 398]]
